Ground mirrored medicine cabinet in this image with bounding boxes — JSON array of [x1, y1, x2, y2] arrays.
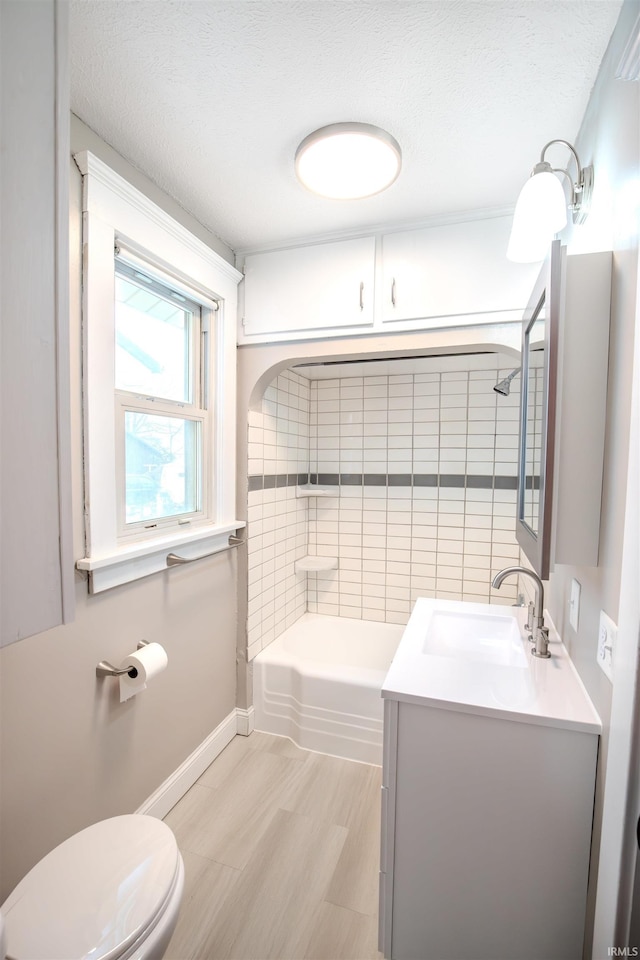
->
[[515, 240, 612, 581], [516, 241, 561, 580]]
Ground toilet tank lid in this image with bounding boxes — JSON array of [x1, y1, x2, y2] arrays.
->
[[1, 815, 180, 960]]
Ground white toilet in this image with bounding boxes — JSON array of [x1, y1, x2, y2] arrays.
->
[[1, 814, 184, 960]]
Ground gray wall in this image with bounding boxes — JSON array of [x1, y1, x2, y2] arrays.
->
[[0, 122, 238, 900], [544, 2, 640, 952]]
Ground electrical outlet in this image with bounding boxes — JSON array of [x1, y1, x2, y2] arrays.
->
[[569, 579, 581, 631], [597, 610, 617, 682]]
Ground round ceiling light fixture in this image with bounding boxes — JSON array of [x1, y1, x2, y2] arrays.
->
[[295, 122, 402, 200]]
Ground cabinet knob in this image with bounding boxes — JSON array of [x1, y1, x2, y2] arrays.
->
[[391, 277, 396, 307], [359, 281, 364, 311]]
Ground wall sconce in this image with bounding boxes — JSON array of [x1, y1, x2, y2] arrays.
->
[[507, 139, 594, 263], [295, 122, 402, 200]]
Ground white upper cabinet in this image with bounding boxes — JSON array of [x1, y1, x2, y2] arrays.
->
[[381, 217, 537, 325], [241, 236, 375, 337], [237, 216, 540, 344]]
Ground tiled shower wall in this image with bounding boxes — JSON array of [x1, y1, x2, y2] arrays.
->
[[246, 370, 311, 661], [246, 357, 521, 660], [306, 360, 520, 621]]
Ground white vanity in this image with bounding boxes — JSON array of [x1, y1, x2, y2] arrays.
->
[[379, 598, 601, 960]]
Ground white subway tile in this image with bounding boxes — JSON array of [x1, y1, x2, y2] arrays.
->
[[388, 409, 412, 424], [463, 543, 492, 563], [436, 577, 464, 592], [411, 575, 436, 591], [385, 560, 411, 576], [413, 393, 440, 410], [340, 580, 363, 596], [438, 538, 464, 555], [413, 420, 439, 436], [440, 393, 467, 408], [363, 606, 386, 621], [438, 551, 464, 568], [364, 399, 389, 415], [385, 610, 411, 625], [413, 408, 440, 422], [388, 396, 413, 411], [493, 515, 517, 532], [363, 419, 387, 434], [386, 597, 411, 614], [364, 384, 388, 398], [413, 379, 439, 395], [411, 538, 438, 553], [440, 408, 467, 422], [317, 601, 340, 616], [466, 461, 494, 476], [439, 448, 466, 462]]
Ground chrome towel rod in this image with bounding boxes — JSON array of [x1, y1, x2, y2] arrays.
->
[[166, 535, 244, 567]]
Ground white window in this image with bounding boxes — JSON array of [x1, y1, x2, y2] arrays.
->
[[75, 152, 243, 593], [114, 257, 210, 535]]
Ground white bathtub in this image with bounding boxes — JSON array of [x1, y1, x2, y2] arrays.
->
[[252, 612, 405, 764]]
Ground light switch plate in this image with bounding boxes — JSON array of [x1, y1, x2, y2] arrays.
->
[[569, 579, 581, 631], [597, 610, 617, 682]]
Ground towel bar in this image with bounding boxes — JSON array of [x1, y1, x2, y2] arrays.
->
[[166, 535, 244, 567]]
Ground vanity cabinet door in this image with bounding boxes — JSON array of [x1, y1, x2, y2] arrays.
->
[[379, 699, 398, 958], [241, 236, 375, 337], [381, 218, 537, 325], [383, 700, 598, 960]]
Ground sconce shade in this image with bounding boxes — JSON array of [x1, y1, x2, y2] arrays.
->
[[295, 122, 402, 200], [507, 140, 593, 263], [507, 164, 568, 263]]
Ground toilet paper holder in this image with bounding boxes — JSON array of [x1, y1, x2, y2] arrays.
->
[[96, 640, 150, 679]]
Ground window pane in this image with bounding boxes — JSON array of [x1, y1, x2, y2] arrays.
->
[[115, 266, 197, 403], [124, 412, 200, 524]]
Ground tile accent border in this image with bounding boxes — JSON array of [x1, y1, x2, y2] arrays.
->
[[248, 471, 518, 491]]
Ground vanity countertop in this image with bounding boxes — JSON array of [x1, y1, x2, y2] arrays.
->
[[382, 598, 601, 734]]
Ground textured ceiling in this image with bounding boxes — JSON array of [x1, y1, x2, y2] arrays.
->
[[69, 0, 622, 252]]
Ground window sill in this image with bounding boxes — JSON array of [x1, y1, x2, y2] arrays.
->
[[77, 521, 246, 594]]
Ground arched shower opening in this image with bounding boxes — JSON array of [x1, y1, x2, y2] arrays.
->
[[236, 327, 523, 756]]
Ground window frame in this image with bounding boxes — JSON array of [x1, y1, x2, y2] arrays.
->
[[75, 151, 243, 594]]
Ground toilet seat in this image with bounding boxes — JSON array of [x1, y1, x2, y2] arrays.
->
[[2, 815, 182, 960]]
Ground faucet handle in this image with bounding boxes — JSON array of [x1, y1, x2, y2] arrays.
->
[[532, 626, 551, 660], [526, 601, 535, 633]]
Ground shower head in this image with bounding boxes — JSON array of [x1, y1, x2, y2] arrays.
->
[[493, 368, 521, 397]]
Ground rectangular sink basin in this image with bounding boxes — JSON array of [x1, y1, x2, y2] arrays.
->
[[423, 609, 528, 668]]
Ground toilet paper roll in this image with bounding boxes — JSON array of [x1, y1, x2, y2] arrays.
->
[[119, 642, 168, 703]]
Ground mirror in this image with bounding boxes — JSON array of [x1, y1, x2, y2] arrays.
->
[[521, 308, 545, 536], [516, 241, 561, 579]]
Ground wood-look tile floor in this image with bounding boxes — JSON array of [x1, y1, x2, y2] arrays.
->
[[164, 732, 383, 960]]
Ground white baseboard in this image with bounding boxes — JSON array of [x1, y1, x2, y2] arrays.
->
[[236, 705, 255, 736], [137, 709, 240, 820]]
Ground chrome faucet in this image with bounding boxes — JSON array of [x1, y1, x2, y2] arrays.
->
[[491, 565, 550, 659]]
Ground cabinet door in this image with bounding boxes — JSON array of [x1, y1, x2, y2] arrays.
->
[[242, 236, 375, 336], [381, 217, 537, 324], [1, 0, 74, 644]]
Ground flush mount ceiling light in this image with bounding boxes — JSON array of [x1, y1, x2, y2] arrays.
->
[[295, 122, 402, 200], [507, 139, 594, 263]]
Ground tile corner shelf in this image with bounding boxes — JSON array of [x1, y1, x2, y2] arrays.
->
[[296, 484, 339, 498], [295, 556, 338, 573]]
